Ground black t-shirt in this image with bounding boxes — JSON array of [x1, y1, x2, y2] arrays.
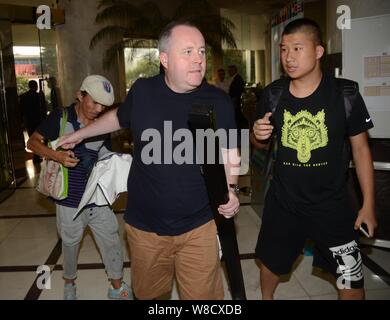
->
[[117, 74, 237, 236], [20, 90, 45, 130], [257, 73, 373, 211]]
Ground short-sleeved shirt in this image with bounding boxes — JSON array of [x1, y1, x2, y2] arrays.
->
[[117, 74, 237, 236], [36, 104, 110, 208], [256, 73, 373, 212]]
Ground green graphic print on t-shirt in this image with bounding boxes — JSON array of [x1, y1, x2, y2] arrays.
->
[[281, 109, 328, 163]]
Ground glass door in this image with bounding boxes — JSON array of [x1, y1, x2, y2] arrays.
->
[[0, 42, 16, 202]]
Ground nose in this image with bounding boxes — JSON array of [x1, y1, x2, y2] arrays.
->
[[285, 49, 295, 62], [95, 103, 104, 113], [193, 51, 203, 64]]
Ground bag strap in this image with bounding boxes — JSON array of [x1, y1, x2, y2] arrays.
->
[[48, 109, 68, 149], [335, 78, 359, 170], [59, 109, 68, 137], [267, 78, 288, 114], [261, 79, 287, 187], [335, 77, 359, 121], [66, 113, 88, 154]]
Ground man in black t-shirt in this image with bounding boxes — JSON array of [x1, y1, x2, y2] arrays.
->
[[20, 80, 45, 136], [57, 21, 241, 300], [253, 18, 377, 300], [228, 65, 247, 130]]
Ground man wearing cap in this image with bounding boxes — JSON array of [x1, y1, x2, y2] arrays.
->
[[27, 75, 132, 300]]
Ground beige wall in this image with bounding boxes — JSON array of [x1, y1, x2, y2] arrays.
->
[[221, 8, 267, 51], [327, 0, 390, 54]]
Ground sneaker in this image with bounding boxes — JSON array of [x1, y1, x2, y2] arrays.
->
[[107, 281, 133, 300], [64, 283, 77, 300]]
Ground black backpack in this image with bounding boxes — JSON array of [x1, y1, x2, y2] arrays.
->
[[261, 76, 360, 197]]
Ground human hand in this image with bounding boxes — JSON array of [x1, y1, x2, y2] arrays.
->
[[354, 207, 377, 238], [55, 150, 79, 168], [253, 112, 274, 141], [57, 132, 83, 150], [217, 190, 240, 219]]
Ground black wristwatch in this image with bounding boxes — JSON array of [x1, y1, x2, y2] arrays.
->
[[229, 184, 240, 196]]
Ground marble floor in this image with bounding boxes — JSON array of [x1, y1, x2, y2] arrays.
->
[[0, 160, 389, 300]]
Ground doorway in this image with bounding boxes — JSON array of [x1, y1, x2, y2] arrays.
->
[[0, 43, 16, 203]]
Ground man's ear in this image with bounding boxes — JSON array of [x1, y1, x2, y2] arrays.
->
[[316, 45, 325, 60], [76, 90, 83, 101], [160, 52, 168, 69]]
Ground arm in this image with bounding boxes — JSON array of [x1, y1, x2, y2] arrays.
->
[[27, 132, 79, 168], [250, 131, 269, 150], [58, 108, 121, 149], [350, 132, 377, 237], [218, 147, 240, 219]]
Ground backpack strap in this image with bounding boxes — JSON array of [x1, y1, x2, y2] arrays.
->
[[48, 108, 68, 149], [335, 77, 359, 121], [266, 78, 288, 114], [59, 108, 68, 137], [260, 78, 288, 187], [335, 77, 359, 171]]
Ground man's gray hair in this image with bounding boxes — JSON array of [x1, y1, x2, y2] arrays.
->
[[158, 20, 200, 53]]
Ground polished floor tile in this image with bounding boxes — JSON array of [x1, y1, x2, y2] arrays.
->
[[0, 237, 58, 266], [365, 288, 390, 300], [0, 188, 54, 216], [0, 163, 389, 300], [0, 272, 38, 300], [0, 219, 21, 243], [7, 217, 58, 239]]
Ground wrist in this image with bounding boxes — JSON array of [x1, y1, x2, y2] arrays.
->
[[51, 149, 62, 162], [362, 199, 375, 210], [229, 184, 240, 196]]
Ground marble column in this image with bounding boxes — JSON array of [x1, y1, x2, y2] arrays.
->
[[56, 0, 126, 106], [254, 50, 265, 87], [245, 49, 251, 83]]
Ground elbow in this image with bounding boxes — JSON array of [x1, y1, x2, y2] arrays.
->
[[26, 134, 38, 153], [26, 138, 33, 151]]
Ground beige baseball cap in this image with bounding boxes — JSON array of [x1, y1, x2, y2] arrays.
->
[[80, 75, 114, 106]]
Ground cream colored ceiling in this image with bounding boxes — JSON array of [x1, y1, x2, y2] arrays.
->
[[8, 0, 289, 47], [0, 0, 56, 6], [211, 0, 287, 15]]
